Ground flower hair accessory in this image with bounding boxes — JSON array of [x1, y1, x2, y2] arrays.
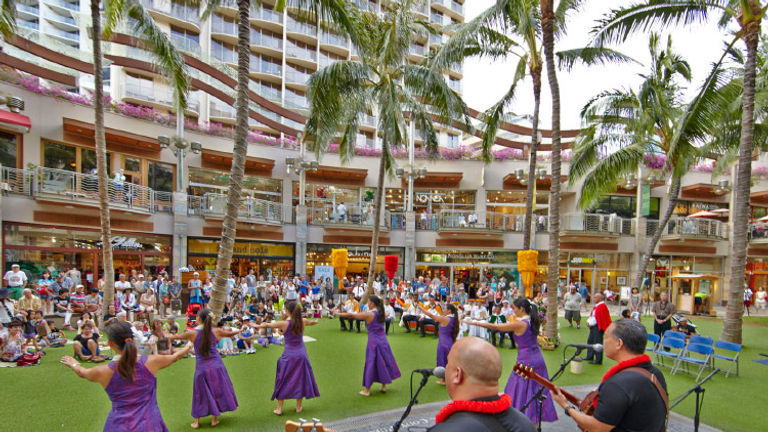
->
[[124, 337, 133, 343]]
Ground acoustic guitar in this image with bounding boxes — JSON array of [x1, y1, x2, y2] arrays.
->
[[284, 419, 336, 432], [512, 363, 596, 415]]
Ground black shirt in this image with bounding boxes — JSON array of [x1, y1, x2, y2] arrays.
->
[[74, 333, 99, 346], [675, 323, 696, 337], [593, 361, 667, 432], [428, 396, 536, 432]]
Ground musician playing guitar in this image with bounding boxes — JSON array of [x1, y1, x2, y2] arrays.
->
[[551, 319, 668, 432]]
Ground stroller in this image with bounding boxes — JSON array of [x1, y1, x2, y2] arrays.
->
[[186, 303, 203, 330]]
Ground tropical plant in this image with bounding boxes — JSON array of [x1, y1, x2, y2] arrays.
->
[[199, 0, 354, 318], [0, 0, 15, 39], [569, 34, 709, 306], [304, 0, 473, 304], [91, 0, 189, 314], [592, 0, 766, 344], [431, 0, 631, 251]]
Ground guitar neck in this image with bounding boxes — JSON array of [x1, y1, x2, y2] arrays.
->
[[520, 369, 583, 406]]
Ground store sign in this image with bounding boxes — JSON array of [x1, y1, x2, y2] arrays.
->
[[189, 239, 294, 258], [570, 257, 596, 265], [96, 236, 144, 250], [314, 265, 334, 281]]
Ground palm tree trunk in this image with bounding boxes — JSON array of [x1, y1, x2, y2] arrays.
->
[[722, 22, 759, 344], [541, 0, 560, 342], [362, 149, 387, 304], [91, 0, 115, 317], [522, 66, 542, 250], [632, 175, 681, 295], [209, 0, 250, 317]]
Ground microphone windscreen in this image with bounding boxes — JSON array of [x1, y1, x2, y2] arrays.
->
[[593, 344, 604, 353], [433, 366, 446, 379]]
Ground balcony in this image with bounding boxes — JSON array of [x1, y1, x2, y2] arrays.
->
[[45, 0, 78, 12], [438, 210, 520, 233], [209, 100, 236, 120], [284, 91, 308, 110], [123, 80, 174, 109], [287, 16, 317, 42], [750, 223, 768, 243], [1, 166, 34, 196], [249, 57, 282, 80], [409, 43, 428, 58], [664, 217, 727, 240], [46, 25, 79, 44], [251, 30, 283, 53], [141, 0, 199, 31], [43, 9, 77, 28], [211, 42, 237, 64], [319, 31, 348, 56], [35, 167, 155, 214], [18, 19, 39, 31], [285, 67, 311, 88], [309, 204, 390, 230], [210, 14, 237, 40], [285, 40, 317, 68], [198, 193, 282, 225], [251, 6, 283, 32], [256, 83, 281, 102], [561, 213, 634, 236], [356, 134, 375, 147], [16, 3, 40, 17], [170, 33, 200, 54]]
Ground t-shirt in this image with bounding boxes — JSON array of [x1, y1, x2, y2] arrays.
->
[[593, 362, 667, 432], [74, 333, 99, 346], [114, 281, 132, 292], [3, 270, 27, 287], [53, 296, 69, 312]]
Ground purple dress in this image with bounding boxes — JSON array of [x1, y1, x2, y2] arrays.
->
[[504, 319, 557, 423], [436, 316, 455, 367], [363, 311, 401, 388], [103, 356, 168, 432], [191, 329, 238, 418], [271, 320, 320, 400]]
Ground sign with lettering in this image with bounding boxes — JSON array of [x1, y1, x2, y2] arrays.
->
[[314, 265, 334, 281], [188, 239, 294, 257]]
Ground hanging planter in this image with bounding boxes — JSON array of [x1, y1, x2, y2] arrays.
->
[[517, 250, 538, 298], [331, 249, 349, 291]]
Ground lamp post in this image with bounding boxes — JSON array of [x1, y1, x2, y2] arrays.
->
[[286, 133, 318, 275], [158, 104, 201, 281], [397, 122, 427, 280]]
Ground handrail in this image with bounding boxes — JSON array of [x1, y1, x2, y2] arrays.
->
[[561, 213, 634, 235], [200, 192, 282, 224], [666, 216, 727, 239]]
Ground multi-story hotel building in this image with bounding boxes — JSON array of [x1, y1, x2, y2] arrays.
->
[[1, 0, 765, 314]]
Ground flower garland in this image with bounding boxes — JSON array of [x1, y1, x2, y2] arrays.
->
[[434, 394, 512, 424]]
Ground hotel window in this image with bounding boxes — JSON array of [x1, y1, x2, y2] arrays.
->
[[0, 131, 19, 168]]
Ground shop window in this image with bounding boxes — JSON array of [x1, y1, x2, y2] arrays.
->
[[0, 131, 19, 168], [148, 161, 174, 193], [80, 148, 111, 175], [43, 141, 77, 171]]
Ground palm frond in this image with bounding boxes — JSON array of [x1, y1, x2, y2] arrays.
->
[[556, 46, 637, 72], [0, 0, 16, 38]]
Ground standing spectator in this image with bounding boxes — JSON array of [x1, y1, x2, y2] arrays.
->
[[158, 275, 170, 317], [578, 283, 590, 311], [563, 286, 583, 329], [188, 272, 203, 305], [756, 287, 767, 311], [652, 291, 675, 342], [168, 276, 183, 315], [202, 277, 213, 305], [21, 308, 42, 352], [36, 271, 55, 315], [744, 285, 754, 316], [0, 288, 16, 329], [582, 293, 611, 365], [337, 202, 347, 222], [3, 263, 28, 300], [629, 288, 643, 320], [113, 168, 126, 200], [68, 266, 82, 287], [114, 274, 132, 295]]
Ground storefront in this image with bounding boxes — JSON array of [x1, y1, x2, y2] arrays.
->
[[187, 238, 294, 279], [558, 252, 632, 298], [305, 244, 404, 280], [3, 223, 171, 287], [649, 255, 723, 305]]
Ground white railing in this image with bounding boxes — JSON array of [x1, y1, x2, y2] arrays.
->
[[438, 210, 522, 232], [187, 194, 204, 216], [561, 213, 634, 235], [1, 166, 34, 196], [209, 100, 236, 118], [201, 193, 282, 224], [287, 16, 316, 36], [666, 217, 727, 239], [308, 204, 388, 228], [252, 30, 283, 50], [36, 166, 154, 212], [320, 31, 347, 47], [154, 191, 174, 213], [286, 41, 317, 62]]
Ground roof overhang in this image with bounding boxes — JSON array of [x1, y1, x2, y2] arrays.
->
[[201, 149, 274, 177]]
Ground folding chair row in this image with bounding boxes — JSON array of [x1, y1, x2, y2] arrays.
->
[[672, 342, 714, 381]]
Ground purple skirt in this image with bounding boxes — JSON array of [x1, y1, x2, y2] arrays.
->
[[271, 353, 320, 400], [191, 359, 238, 418]]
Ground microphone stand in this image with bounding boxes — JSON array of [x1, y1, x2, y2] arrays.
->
[[393, 371, 430, 432], [670, 368, 719, 432], [520, 347, 583, 432]]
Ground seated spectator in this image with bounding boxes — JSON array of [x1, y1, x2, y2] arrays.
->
[[119, 287, 138, 320], [102, 304, 118, 326], [73, 322, 104, 362], [84, 288, 102, 321], [489, 305, 513, 349], [147, 319, 173, 355], [0, 320, 25, 362], [139, 288, 156, 316], [401, 292, 420, 333], [77, 311, 97, 335], [45, 321, 67, 347], [217, 322, 238, 356], [69, 285, 87, 314], [384, 301, 395, 334], [236, 317, 256, 354], [675, 317, 697, 338], [18, 289, 42, 315], [53, 289, 74, 331], [418, 295, 442, 338], [33, 310, 50, 347], [340, 291, 361, 332]]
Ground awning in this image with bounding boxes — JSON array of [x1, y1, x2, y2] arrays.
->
[[201, 149, 274, 177], [305, 165, 367, 186], [0, 109, 31, 133], [63, 118, 160, 156], [681, 183, 729, 200], [408, 172, 463, 189]]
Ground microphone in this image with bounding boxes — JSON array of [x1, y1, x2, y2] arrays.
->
[[566, 343, 603, 353], [414, 366, 446, 379]]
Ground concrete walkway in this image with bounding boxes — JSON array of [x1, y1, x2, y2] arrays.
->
[[326, 385, 722, 432]]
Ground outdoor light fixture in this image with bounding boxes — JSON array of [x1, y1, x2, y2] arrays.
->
[[1, 96, 24, 113], [714, 179, 730, 195], [623, 174, 638, 189], [537, 169, 548, 179]]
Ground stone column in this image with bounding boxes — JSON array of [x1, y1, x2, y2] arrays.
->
[[172, 191, 189, 280], [295, 205, 308, 276], [404, 210, 416, 280]]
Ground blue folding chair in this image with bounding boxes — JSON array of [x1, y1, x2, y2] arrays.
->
[[654, 337, 685, 369], [663, 330, 686, 340], [673, 343, 714, 380], [646, 333, 660, 352], [712, 340, 742, 378], [689, 335, 714, 346]]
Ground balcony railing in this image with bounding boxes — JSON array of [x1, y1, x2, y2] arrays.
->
[[124, 81, 154, 100], [252, 30, 283, 50], [211, 15, 236, 35], [1, 166, 34, 196], [285, 91, 308, 109], [439, 210, 522, 232], [209, 101, 235, 118], [561, 213, 635, 235], [287, 16, 316, 36], [17, 3, 39, 15], [451, 0, 464, 15], [250, 57, 282, 76], [200, 193, 282, 224], [43, 10, 76, 26], [285, 67, 311, 85], [141, 0, 199, 23], [309, 204, 389, 228], [254, 7, 282, 24], [410, 43, 428, 56], [320, 31, 347, 47], [36, 166, 154, 213], [286, 41, 317, 62], [46, 0, 79, 12], [170, 34, 200, 54], [18, 20, 39, 30], [256, 83, 281, 101], [389, 212, 406, 229], [211, 43, 237, 63], [750, 223, 768, 242], [46, 26, 79, 41], [665, 217, 727, 239]]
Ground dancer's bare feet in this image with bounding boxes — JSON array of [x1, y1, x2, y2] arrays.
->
[[211, 417, 219, 427], [273, 409, 282, 415], [190, 419, 200, 429], [295, 407, 303, 413], [359, 389, 371, 396], [380, 385, 387, 393]]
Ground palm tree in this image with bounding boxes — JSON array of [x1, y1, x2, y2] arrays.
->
[[304, 0, 473, 304], [93, 0, 189, 312], [570, 34, 704, 305], [592, 0, 766, 345], [0, 1, 16, 39], [200, 0, 354, 318], [431, 0, 630, 250]]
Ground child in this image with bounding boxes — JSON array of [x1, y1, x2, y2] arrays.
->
[[310, 298, 323, 319], [236, 317, 256, 354], [46, 321, 67, 347], [33, 310, 50, 348], [0, 320, 26, 362], [21, 310, 42, 352], [36, 272, 54, 315], [77, 311, 97, 335], [217, 321, 238, 356]]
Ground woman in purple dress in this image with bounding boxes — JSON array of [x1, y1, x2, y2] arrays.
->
[[419, 303, 459, 385], [337, 295, 401, 396], [258, 300, 320, 415], [466, 297, 557, 424], [60, 321, 191, 431], [173, 308, 240, 429]]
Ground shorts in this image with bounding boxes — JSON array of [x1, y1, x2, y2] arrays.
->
[[23, 332, 36, 339], [564, 309, 581, 322], [38, 293, 51, 300], [236, 339, 249, 349], [694, 297, 702, 305], [78, 345, 100, 357]]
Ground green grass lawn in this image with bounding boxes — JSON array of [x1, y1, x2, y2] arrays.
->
[[1, 315, 766, 431]]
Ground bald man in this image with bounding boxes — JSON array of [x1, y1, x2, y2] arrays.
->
[[429, 337, 536, 432]]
